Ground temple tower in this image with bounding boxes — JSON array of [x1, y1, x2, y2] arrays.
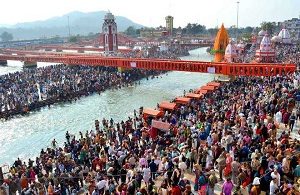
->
[[213, 24, 229, 62], [102, 12, 118, 54]]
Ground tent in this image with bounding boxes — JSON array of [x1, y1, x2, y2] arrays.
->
[[200, 85, 216, 91], [159, 101, 177, 110], [195, 89, 208, 94], [143, 108, 163, 118], [175, 97, 191, 104], [151, 120, 171, 132], [185, 93, 202, 99], [207, 82, 221, 88]]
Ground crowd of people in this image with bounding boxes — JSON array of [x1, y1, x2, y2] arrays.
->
[[117, 44, 189, 60], [1, 69, 300, 195], [0, 65, 163, 119], [275, 44, 300, 66]]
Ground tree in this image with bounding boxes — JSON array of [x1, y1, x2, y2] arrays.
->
[[207, 28, 218, 37], [244, 26, 254, 34], [135, 28, 141, 36], [125, 26, 136, 37], [261, 22, 275, 35], [88, 32, 95, 37], [182, 23, 206, 35], [0, 31, 13, 42], [69, 35, 78, 43]]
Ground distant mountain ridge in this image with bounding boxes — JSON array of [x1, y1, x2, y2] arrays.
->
[[0, 11, 144, 40]]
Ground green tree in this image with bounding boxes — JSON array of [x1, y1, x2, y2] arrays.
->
[[207, 28, 218, 36], [69, 35, 78, 43], [182, 23, 206, 35], [135, 28, 141, 36], [261, 22, 275, 35], [0, 31, 13, 42], [244, 26, 254, 34], [125, 26, 136, 37], [88, 32, 95, 37]]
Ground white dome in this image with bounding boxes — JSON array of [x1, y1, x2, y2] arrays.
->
[[271, 36, 281, 42], [260, 34, 272, 51], [258, 30, 267, 36], [225, 41, 237, 56], [278, 29, 290, 39], [278, 29, 291, 44]]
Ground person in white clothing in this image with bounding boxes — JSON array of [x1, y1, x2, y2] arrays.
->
[[275, 111, 282, 124], [271, 168, 281, 187], [269, 177, 278, 195], [143, 167, 151, 186]]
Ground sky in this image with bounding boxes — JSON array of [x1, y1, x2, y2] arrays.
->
[[0, 0, 299, 28]]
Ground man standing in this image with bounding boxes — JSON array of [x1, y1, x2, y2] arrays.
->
[[289, 113, 296, 131], [217, 151, 226, 181], [231, 158, 240, 185], [149, 159, 157, 180], [207, 170, 218, 195]]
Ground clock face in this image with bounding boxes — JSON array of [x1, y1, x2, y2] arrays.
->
[[103, 27, 108, 33]]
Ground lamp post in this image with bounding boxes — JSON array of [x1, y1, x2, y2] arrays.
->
[[236, 1, 240, 42]]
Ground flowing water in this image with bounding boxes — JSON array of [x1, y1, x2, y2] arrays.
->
[[0, 47, 213, 164]]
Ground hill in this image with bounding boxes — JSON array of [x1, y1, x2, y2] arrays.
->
[[0, 11, 144, 40]]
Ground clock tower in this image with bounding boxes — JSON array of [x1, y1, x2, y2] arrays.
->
[[102, 12, 118, 54]]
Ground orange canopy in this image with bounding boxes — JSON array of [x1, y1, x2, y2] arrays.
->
[[195, 89, 208, 94], [143, 108, 163, 117], [201, 85, 216, 91], [207, 82, 221, 87], [185, 93, 202, 99], [175, 97, 191, 104], [159, 101, 177, 110]]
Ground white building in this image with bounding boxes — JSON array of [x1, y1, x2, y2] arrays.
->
[[278, 28, 292, 44], [255, 34, 275, 63], [224, 41, 238, 63]]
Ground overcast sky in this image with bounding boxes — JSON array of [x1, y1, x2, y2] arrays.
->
[[0, 0, 299, 28]]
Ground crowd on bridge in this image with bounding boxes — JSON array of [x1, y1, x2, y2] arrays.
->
[[1, 68, 300, 195], [0, 65, 162, 119], [116, 44, 189, 60]]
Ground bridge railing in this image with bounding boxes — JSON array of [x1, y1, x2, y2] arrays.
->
[[0, 54, 296, 76]]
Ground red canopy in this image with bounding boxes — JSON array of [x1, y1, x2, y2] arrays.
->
[[175, 97, 191, 104], [159, 101, 177, 110], [185, 93, 202, 99]]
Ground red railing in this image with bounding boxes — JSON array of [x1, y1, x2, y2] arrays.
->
[[0, 54, 296, 76]]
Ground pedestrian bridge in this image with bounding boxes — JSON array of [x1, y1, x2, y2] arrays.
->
[[0, 52, 296, 76]]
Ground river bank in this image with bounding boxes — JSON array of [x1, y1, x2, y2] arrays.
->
[[0, 65, 164, 120]]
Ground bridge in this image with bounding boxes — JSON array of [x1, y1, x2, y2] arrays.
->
[[32, 46, 132, 53], [0, 51, 296, 76]]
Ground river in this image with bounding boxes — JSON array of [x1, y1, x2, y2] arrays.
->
[[0, 47, 213, 164]]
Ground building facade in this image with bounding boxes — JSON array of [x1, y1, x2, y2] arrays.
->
[[102, 12, 118, 53], [165, 16, 174, 36], [280, 17, 300, 40]]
